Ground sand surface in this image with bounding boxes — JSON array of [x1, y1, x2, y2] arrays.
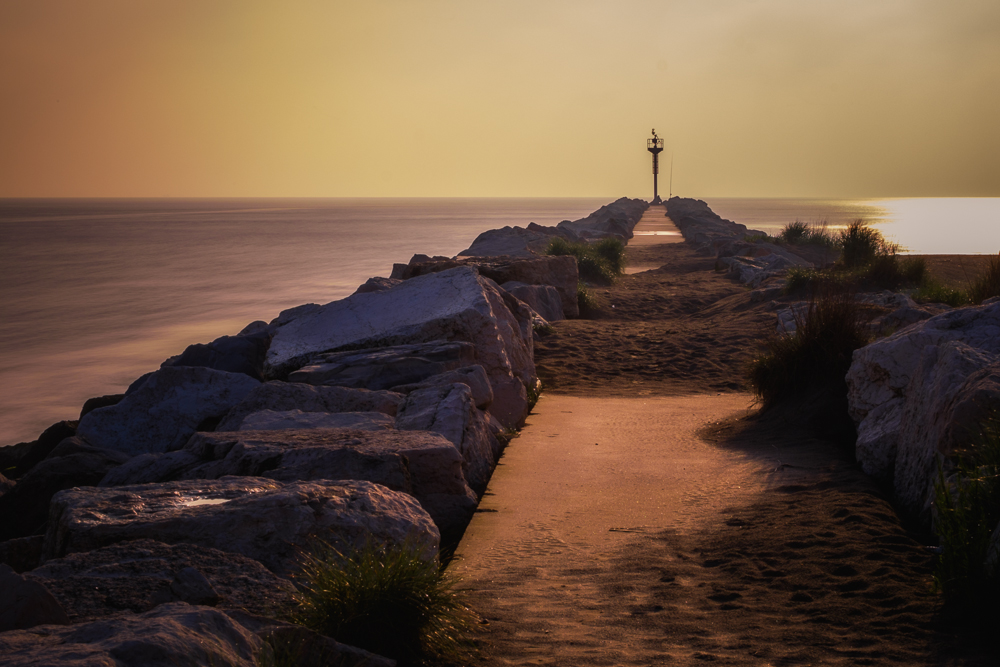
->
[[452, 241, 996, 665]]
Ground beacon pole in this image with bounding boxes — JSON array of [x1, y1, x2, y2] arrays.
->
[[647, 129, 664, 205]]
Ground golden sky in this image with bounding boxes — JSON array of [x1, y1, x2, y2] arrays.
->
[[1, 0, 998, 198]]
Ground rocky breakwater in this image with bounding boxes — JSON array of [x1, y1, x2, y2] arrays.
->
[[457, 196, 648, 258], [0, 197, 613, 664], [665, 196, 815, 291], [846, 299, 1000, 529]]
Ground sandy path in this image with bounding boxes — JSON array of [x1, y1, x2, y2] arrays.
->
[[453, 394, 769, 664]]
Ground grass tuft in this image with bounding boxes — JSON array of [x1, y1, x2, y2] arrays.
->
[[546, 237, 626, 285], [933, 415, 1000, 613], [840, 219, 899, 268], [746, 287, 872, 409], [576, 281, 599, 318], [968, 253, 1000, 305], [291, 539, 477, 665]]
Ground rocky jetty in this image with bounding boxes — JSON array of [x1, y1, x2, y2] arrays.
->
[[0, 198, 629, 664], [458, 196, 648, 257]]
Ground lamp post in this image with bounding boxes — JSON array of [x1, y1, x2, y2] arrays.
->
[[647, 129, 664, 204]]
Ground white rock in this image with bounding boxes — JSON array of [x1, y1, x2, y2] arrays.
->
[[77, 367, 261, 456], [847, 302, 1000, 523], [265, 266, 536, 428], [45, 478, 439, 575]]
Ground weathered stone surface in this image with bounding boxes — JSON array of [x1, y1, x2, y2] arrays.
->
[[289, 341, 476, 390], [216, 381, 403, 431], [395, 384, 500, 495], [80, 394, 125, 419], [100, 450, 204, 487], [847, 302, 1000, 524], [193, 429, 475, 537], [0, 438, 131, 541], [0, 602, 262, 667], [268, 302, 321, 328], [45, 478, 439, 574], [666, 197, 750, 250], [238, 409, 396, 432], [0, 563, 69, 631], [847, 302, 1000, 423], [555, 197, 648, 240], [26, 539, 296, 622], [399, 255, 580, 320], [162, 328, 272, 380], [353, 276, 403, 295], [0, 420, 78, 480], [0, 536, 44, 573], [77, 366, 261, 456], [457, 225, 559, 257], [392, 364, 494, 410], [501, 281, 565, 322], [265, 266, 536, 428]]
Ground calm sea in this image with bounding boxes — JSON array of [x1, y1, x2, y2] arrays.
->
[[2, 196, 999, 446]]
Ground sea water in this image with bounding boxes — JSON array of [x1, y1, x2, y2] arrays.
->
[[2, 196, 998, 446]]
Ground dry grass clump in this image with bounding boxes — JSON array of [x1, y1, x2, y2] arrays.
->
[[291, 540, 477, 665], [546, 237, 626, 285], [779, 220, 838, 248], [933, 416, 1000, 615], [968, 252, 1000, 305], [746, 287, 872, 410]]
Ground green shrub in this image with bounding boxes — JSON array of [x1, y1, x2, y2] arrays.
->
[[291, 539, 476, 665], [779, 221, 810, 244], [968, 253, 1000, 305], [839, 219, 898, 268], [744, 232, 774, 244], [777, 220, 838, 248], [594, 237, 627, 275], [576, 282, 598, 318], [746, 288, 871, 409], [933, 416, 1000, 611], [915, 280, 970, 307], [546, 237, 625, 284]]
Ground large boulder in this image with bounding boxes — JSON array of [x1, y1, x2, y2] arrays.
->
[[288, 341, 476, 390], [0, 563, 70, 631], [217, 381, 403, 431], [555, 197, 648, 240], [398, 255, 580, 320], [457, 225, 560, 258], [26, 539, 296, 622], [0, 438, 131, 541], [0, 420, 78, 480], [353, 276, 403, 295], [101, 429, 476, 540], [392, 364, 494, 411], [238, 409, 395, 432], [44, 477, 439, 575], [0, 601, 394, 667], [395, 383, 501, 495], [847, 301, 1000, 523], [0, 471, 13, 496], [265, 266, 536, 428], [501, 281, 565, 322], [161, 328, 272, 380], [77, 366, 261, 456]]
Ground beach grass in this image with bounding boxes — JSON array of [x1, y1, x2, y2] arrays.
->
[[932, 415, 1000, 613], [546, 237, 626, 285], [747, 287, 872, 409], [290, 539, 477, 665]]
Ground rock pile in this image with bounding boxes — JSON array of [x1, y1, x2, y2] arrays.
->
[[0, 197, 623, 663], [847, 300, 1000, 527], [457, 197, 648, 257]]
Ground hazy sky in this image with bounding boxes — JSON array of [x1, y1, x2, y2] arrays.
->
[[2, 0, 998, 198]]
